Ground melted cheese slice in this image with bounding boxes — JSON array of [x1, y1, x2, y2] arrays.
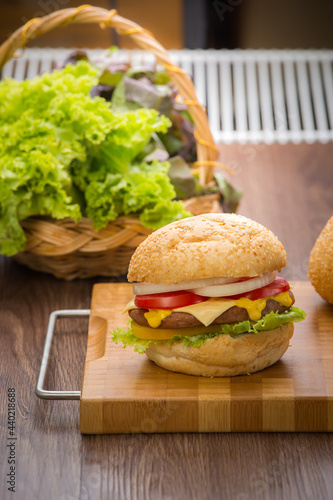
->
[[123, 298, 235, 328], [122, 299, 137, 313], [175, 298, 236, 326], [122, 298, 236, 327], [122, 291, 292, 328]]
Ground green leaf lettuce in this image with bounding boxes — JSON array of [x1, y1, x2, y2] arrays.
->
[[0, 61, 190, 256]]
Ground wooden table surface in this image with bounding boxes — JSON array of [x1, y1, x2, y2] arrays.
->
[[1, 142, 333, 500]]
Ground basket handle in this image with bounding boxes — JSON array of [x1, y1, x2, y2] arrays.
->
[[0, 5, 230, 182]]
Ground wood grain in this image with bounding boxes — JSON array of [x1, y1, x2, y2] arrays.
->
[[1, 142, 333, 499], [80, 281, 333, 433]]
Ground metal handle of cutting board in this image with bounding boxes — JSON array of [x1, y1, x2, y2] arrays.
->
[[35, 309, 90, 400]]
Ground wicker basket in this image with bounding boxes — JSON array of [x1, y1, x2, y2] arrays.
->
[[0, 5, 229, 280]]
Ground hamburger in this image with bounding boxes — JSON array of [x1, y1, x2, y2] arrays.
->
[[112, 213, 306, 377]]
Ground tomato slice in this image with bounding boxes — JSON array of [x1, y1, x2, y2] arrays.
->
[[134, 290, 209, 310], [227, 277, 290, 300]]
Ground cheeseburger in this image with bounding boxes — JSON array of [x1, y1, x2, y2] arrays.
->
[[112, 214, 305, 377]]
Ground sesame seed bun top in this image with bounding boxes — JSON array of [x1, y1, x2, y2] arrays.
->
[[127, 213, 287, 284]]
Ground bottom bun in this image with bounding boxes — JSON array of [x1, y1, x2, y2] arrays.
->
[[145, 323, 294, 377]]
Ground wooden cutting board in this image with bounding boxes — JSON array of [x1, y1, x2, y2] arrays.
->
[[80, 281, 333, 433]]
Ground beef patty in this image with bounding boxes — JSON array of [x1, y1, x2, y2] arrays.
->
[[129, 290, 295, 329]]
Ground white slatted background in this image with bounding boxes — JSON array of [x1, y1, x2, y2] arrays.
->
[[1, 48, 333, 144]]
